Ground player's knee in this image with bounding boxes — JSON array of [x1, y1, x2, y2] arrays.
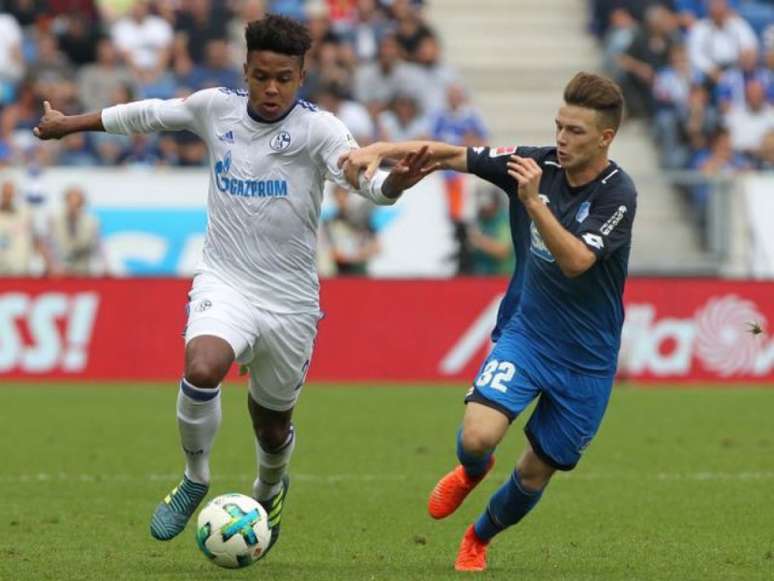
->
[[461, 425, 498, 455], [185, 360, 227, 390]]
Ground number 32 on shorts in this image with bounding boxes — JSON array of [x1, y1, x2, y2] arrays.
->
[[475, 359, 516, 393]]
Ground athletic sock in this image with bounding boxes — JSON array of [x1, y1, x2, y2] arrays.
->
[[474, 470, 543, 541], [176, 378, 222, 485], [456, 427, 493, 478], [253, 425, 295, 500]]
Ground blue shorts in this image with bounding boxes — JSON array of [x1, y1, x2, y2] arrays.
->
[[466, 330, 613, 471]]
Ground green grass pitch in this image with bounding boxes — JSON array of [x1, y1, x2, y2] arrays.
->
[[1, 383, 773, 580]]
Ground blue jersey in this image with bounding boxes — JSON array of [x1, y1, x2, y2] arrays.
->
[[467, 145, 637, 377]]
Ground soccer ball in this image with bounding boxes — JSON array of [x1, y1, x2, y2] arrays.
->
[[195, 493, 271, 568]]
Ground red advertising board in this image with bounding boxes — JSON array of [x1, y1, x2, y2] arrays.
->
[[0, 278, 772, 383]]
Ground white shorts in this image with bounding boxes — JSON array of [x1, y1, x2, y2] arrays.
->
[[184, 273, 322, 411]]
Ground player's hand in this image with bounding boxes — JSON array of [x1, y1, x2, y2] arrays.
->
[[383, 145, 440, 195], [507, 155, 542, 206], [338, 145, 384, 181], [33, 101, 69, 140]]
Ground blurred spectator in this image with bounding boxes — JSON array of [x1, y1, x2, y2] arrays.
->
[[715, 47, 772, 113], [91, 83, 132, 163], [48, 185, 102, 276], [322, 185, 380, 275], [56, 14, 100, 66], [413, 34, 459, 114], [0, 180, 34, 275], [377, 92, 430, 141], [111, 0, 173, 73], [686, 0, 758, 86], [347, 0, 391, 62], [753, 128, 774, 169], [227, 0, 266, 68], [175, 0, 230, 65], [3, 0, 48, 27], [180, 38, 242, 92], [28, 32, 75, 88], [0, 12, 25, 104], [77, 37, 135, 112], [431, 83, 487, 274], [56, 132, 98, 166], [468, 184, 514, 276], [391, 0, 432, 59], [690, 128, 750, 225], [618, 4, 681, 118], [724, 79, 774, 156], [315, 82, 376, 145], [652, 44, 706, 168], [602, 8, 638, 80], [590, 0, 678, 39], [353, 33, 423, 116]]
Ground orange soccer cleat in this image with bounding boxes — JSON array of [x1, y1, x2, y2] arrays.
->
[[454, 524, 490, 572], [428, 456, 494, 520]]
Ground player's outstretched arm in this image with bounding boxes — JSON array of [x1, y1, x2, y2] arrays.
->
[[33, 101, 104, 140], [339, 141, 468, 181]]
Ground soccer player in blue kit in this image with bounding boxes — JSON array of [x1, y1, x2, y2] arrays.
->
[[341, 72, 637, 572]]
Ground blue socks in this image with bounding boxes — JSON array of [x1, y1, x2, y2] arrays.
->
[[456, 428, 493, 479], [473, 470, 543, 541]]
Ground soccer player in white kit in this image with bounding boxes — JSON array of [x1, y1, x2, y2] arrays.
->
[[33, 14, 435, 556]]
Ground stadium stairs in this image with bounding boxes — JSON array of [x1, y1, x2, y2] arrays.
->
[[428, 0, 713, 273]]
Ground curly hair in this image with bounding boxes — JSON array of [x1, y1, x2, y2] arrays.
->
[[245, 14, 312, 64]]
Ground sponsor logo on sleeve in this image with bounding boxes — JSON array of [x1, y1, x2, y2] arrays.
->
[[600, 205, 627, 235], [582, 232, 605, 250], [575, 201, 591, 223], [489, 145, 517, 157]]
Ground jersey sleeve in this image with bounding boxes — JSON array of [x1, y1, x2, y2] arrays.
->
[[100, 88, 218, 138], [466, 146, 516, 193], [576, 186, 637, 260]]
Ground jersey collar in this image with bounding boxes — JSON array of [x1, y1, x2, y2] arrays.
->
[[246, 101, 298, 125]]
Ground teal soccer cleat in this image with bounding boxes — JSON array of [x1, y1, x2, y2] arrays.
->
[[256, 475, 290, 559], [150, 475, 209, 540]]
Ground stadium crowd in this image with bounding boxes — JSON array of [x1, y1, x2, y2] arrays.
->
[[593, 0, 773, 173]]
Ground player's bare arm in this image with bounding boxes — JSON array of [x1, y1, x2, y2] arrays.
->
[[508, 155, 595, 278], [33, 101, 104, 140], [339, 141, 467, 180], [343, 145, 439, 199]]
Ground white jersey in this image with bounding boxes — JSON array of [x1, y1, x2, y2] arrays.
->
[[102, 88, 394, 313]]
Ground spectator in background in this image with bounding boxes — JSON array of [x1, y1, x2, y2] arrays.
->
[[378, 91, 430, 142], [28, 32, 76, 89], [48, 185, 102, 276], [715, 47, 772, 113], [77, 37, 135, 112], [0, 12, 25, 104], [227, 0, 266, 68], [56, 13, 100, 66], [724, 79, 774, 156], [111, 0, 174, 74], [354, 33, 423, 117], [753, 128, 774, 169], [391, 0, 432, 59], [323, 185, 380, 276], [431, 83, 488, 274], [602, 8, 639, 81], [175, 0, 230, 65], [413, 33, 459, 114], [468, 184, 514, 276], [56, 132, 98, 166], [315, 81, 376, 145], [687, 0, 758, 86], [0, 180, 35, 275], [618, 4, 681, 118], [347, 0, 391, 63], [652, 43, 705, 168], [690, 128, 750, 228], [180, 38, 242, 92]]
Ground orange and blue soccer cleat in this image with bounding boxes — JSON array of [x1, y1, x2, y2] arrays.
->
[[428, 456, 494, 519], [454, 524, 490, 572]]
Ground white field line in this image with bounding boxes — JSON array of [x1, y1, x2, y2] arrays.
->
[[1, 471, 773, 484]]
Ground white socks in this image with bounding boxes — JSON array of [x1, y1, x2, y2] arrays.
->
[[177, 378, 222, 485], [253, 425, 295, 500]]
